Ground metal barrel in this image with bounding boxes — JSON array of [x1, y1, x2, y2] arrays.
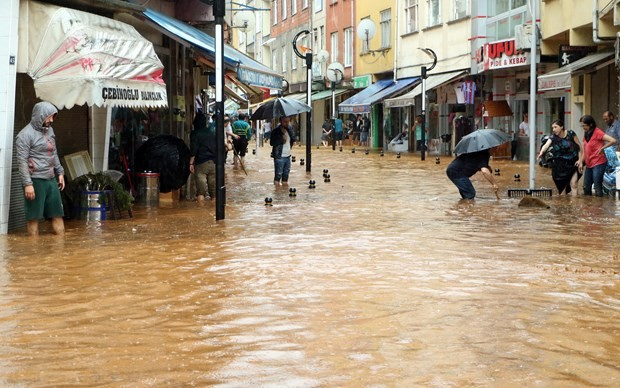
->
[[135, 172, 160, 206]]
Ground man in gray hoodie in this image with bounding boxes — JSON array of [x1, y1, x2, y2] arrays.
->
[[15, 101, 65, 235]]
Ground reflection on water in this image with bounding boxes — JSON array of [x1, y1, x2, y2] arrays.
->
[[1, 147, 619, 386]]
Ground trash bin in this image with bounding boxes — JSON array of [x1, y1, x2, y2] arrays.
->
[[135, 172, 160, 206]]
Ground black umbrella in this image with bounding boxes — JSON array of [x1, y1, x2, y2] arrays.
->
[[135, 135, 190, 193], [250, 97, 311, 120], [454, 129, 511, 157]]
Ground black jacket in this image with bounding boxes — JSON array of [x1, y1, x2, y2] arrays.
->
[[270, 124, 295, 159]]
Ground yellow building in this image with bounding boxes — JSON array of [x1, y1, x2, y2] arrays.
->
[[344, 0, 412, 148], [354, 0, 396, 80]]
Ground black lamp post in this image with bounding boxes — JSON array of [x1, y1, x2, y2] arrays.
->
[[293, 30, 312, 172], [418, 48, 437, 161], [214, 0, 226, 220]]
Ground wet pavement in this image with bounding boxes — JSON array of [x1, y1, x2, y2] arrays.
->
[[1, 145, 619, 386]]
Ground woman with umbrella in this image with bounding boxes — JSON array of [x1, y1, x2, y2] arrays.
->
[[270, 116, 295, 185], [446, 129, 509, 199]]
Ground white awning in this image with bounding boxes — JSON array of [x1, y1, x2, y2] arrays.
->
[[537, 51, 614, 91], [384, 71, 467, 108], [18, 0, 168, 109], [285, 92, 308, 102]]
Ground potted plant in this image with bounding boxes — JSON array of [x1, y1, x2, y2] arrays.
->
[[62, 172, 133, 220]]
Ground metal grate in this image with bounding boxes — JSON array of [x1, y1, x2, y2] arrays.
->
[[507, 188, 553, 198]]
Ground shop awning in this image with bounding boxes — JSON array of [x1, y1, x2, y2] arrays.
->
[[286, 92, 309, 102], [142, 8, 283, 90], [312, 89, 348, 101], [18, 0, 167, 109], [384, 71, 467, 108], [484, 100, 513, 118], [338, 78, 418, 114], [537, 51, 614, 91]]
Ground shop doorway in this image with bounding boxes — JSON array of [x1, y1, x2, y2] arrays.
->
[[544, 97, 565, 136]]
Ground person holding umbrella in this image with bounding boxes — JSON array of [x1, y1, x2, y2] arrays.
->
[[270, 116, 295, 186], [446, 129, 510, 199]]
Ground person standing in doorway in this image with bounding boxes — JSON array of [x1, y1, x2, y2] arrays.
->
[[353, 114, 363, 145], [578, 115, 617, 196], [602, 111, 620, 151], [360, 116, 370, 147], [519, 113, 530, 136], [415, 115, 428, 152], [271, 116, 295, 185], [15, 101, 65, 236], [189, 113, 217, 202]]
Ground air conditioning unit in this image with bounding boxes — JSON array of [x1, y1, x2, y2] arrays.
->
[[514, 24, 532, 51]]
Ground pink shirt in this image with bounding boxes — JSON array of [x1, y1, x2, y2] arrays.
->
[[583, 127, 607, 167]]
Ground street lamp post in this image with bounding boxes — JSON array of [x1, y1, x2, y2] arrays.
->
[[327, 62, 344, 151], [418, 48, 437, 161], [293, 31, 312, 172], [214, 0, 226, 220]]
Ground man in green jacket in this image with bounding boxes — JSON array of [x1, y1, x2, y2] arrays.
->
[[231, 113, 252, 167]]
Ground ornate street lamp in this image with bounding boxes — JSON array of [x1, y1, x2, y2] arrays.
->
[[418, 48, 437, 161], [293, 31, 312, 172]]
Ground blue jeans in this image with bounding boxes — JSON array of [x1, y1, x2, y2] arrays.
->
[[583, 163, 606, 196], [447, 172, 476, 199], [274, 156, 291, 183]]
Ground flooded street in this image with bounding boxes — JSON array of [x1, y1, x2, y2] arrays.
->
[[1, 145, 619, 386]]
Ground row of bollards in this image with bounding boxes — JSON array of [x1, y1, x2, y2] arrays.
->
[[264, 178, 322, 206]]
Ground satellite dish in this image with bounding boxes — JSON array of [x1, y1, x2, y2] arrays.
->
[[357, 19, 376, 41], [326, 62, 345, 83], [316, 49, 329, 64], [233, 11, 255, 32]]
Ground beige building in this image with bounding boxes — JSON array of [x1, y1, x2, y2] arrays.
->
[[538, 0, 620, 137], [386, 0, 473, 152]]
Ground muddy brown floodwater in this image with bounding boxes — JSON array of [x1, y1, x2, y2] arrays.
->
[[0, 145, 619, 386]]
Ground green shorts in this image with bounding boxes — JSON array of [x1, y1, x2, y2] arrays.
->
[[24, 178, 64, 221]]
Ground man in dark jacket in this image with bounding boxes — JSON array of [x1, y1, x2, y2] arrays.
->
[[270, 116, 295, 185], [446, 150, 499, 199], [189, 113, 217, 201], [15, 101, 65, 236]]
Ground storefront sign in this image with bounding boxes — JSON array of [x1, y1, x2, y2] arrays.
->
[[353, 75, 371, 89], [537, 72, 571, 91], [237, 67, 283, 90], [475, 39, 530, 72], [558, 45, 596, 67], [101, 87, 166, 103]]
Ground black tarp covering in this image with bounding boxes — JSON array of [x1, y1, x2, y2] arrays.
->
[[135, 135, 190, 193]]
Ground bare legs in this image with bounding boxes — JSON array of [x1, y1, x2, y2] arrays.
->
[[28, 217, 64, 236]]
